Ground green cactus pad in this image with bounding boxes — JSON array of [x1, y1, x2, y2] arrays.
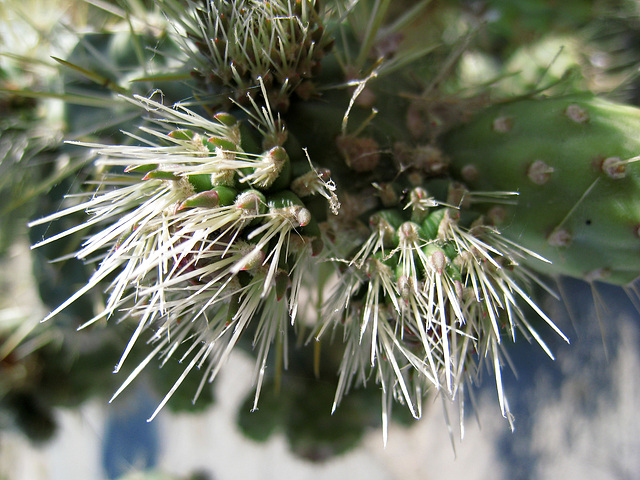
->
[[444, 94, 640, 285]]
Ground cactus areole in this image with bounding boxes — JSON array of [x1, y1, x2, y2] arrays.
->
[[444, 94, 640, 285]]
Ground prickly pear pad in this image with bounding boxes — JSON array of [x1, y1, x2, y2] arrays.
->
[[445, 94, 640, 285]]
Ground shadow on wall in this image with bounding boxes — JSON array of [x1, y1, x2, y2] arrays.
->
[[494, 277, 640, 480], [102, 385, 159, 479]]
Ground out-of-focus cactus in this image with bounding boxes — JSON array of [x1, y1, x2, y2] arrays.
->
[[3, 0, 640, 460]]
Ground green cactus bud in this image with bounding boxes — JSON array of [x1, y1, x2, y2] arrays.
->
[[421, 208, 447, 240], [264, 147, 292, 192], [204, 136, 239, 152], [124, 163, 159, 174], [142, 170, 181, 181], [168, 129, 196, 141], [394, 221, 421, 248], [213, 112, 239, 128], [300, 215, 322, 238], [234, 242, 266, 272], [267, 193, 312, 228], [406, 186, 438, 223], [423, 243, 448, 274], [178, 186, 238, 210], [371, 209, 404, 230], [175, 0, 333, 111], [187, 173, 214, 193], [444, 94, 640, 285], [368, 209, 403, 248], [235, 189, 268, 217], [241, 146, 291, 190], [442, 241, 459, 261], [267, 190, 305, 209]]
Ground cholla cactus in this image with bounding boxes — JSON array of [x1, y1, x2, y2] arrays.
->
[[162, 0, 333, 110], [15, 0, 640, 454], [30, 92, 331, 417]]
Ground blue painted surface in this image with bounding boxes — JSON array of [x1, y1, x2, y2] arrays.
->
[[102, 385, 160, 479], [492, 277, 640, 479]]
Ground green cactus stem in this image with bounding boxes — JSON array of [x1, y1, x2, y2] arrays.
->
[[444, 94, 640, 285]]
